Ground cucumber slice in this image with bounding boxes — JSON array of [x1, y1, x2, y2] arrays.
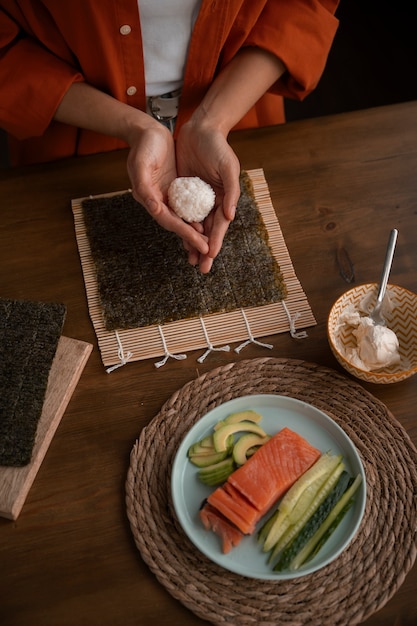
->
[[258, 508, 281, 544], [267, 461, 345, 561], [272, 471, 351, 571], [289, 455, 342, 523], [261, 453, 342, 552], [232, 433, 270, 465], [289, 474, 363, 571]]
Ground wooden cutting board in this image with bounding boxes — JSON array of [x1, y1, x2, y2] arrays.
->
[[0, 335, 92, 520]]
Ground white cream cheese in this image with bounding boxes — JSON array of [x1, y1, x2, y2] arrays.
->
[[351, 317, 400, 370], [337, 303, 401, 371]]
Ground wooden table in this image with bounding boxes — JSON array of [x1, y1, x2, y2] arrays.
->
[[1, 102, 416, 626]]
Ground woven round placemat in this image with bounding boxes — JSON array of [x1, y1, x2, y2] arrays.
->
[[126, 358, 417, 625]]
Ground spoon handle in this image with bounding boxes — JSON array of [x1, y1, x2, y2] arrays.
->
[[376, 228, 398, 306]]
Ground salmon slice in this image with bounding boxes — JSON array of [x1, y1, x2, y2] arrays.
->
[[228, 427, 321, 514], [199, 501, 244, 553], [207, 483, 258, 534], [201, 427, 321, 552]]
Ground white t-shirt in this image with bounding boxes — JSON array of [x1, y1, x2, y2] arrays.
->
[[137, 0, 202, 97]]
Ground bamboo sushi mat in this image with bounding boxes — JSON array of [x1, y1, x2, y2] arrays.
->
[[72, 169, 316, 369], [126, 358, 417, 626]]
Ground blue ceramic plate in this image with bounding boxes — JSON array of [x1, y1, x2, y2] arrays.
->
[[171, 394, 366, 580]]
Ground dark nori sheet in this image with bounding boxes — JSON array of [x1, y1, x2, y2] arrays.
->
[[0, 299, 66, 466], [81, 171, 287, 331]]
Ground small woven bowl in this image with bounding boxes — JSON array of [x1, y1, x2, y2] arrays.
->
[[328, 283, 417, 384]]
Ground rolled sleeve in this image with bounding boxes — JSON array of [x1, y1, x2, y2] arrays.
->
[[239, 0, 340, 100], [0, 12, 83, 139]]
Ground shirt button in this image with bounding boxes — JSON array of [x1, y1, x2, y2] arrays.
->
[[120, 24, 131, 35], [126, 86, 137, 96]]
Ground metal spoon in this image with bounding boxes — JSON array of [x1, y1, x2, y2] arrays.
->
[[369, 228, 398, 326]]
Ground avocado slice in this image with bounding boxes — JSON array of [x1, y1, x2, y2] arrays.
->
[[232, 433, 271, 465], [213, 409, 263, 431], [198, 435, 216, 448], [213, 420, 267, 453], [188, 449, 229, 467], [188, 442, 215, 458], [198, 457, 235, 485]]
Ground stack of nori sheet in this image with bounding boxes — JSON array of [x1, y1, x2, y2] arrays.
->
[[81, 171, 287, 331], [0, 298, 66, 466]]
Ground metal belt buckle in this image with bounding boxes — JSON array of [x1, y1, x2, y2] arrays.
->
[[148, 90, 181, 122]]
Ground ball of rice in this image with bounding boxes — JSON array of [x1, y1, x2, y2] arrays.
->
[[168, 177, 215, 223]]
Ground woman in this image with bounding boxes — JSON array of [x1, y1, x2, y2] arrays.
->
[[0, 1, 339, 271]]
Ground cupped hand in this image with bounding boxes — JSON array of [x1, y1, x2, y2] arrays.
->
[[176, 119, 241, 273], [126, 121, 209, 257]]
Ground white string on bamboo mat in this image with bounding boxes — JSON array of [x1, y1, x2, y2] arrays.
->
[[281, 300, 308, 339], [197, 317, 230, 363], [234, 309, 274, 353], [154, 325, 187, 368], [106, 331, 133, 373]]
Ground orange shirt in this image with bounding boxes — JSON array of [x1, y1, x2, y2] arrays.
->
[[0, 0, 339, 165]]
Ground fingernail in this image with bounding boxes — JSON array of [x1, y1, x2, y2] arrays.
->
[[145, 198, 159, 215]]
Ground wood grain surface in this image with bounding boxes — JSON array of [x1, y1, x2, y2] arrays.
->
[[0, 102, 416, 626]]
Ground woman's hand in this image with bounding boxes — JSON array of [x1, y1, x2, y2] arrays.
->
[[176, 118, 241, 273], [126, 121, 210, 257], [175, 48, 286, 272]]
